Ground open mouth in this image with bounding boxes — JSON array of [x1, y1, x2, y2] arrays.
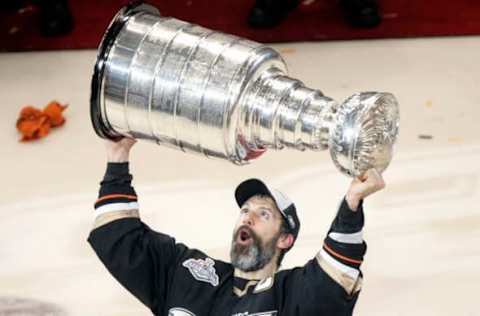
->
[[237, 227, 253, 246]]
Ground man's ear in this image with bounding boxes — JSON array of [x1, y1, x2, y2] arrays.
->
[[277, 233, 294, 250]]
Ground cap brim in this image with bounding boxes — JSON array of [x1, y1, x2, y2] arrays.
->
[[234, 178, 274, 208]]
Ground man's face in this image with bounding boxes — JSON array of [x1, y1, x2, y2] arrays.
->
[[230, 195, 284, 272]]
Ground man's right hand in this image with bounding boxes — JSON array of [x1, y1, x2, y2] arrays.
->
[[104, 137, 137, 163]]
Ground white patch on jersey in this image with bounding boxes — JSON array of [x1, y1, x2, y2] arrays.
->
[[232, 311, 278, 316], [182, 257, 219, 287], [168, 307, 196, 316], [253, 276, 274, 293]]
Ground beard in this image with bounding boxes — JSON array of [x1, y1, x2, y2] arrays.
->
[[230, 225, 280, 272]]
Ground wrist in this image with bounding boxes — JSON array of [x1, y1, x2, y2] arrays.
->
[[345, 191, 362, 211], [107, 151, 130, 163]]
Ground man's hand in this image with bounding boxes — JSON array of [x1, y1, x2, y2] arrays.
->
[[104, 137, 137, 163], [345, 169, 385, 211]]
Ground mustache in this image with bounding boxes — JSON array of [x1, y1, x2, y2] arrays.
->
[[234, 225, 258, 242]]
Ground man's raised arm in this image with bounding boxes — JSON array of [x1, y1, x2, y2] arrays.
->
[[87, 138, 184, 313], [282, 169, 385, 315], [92, 138, 139, 229]]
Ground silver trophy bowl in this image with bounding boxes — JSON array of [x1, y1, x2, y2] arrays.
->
[[90, 2, 399, 177]]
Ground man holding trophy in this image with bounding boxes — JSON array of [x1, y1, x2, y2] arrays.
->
[[88, 3, 399, 315], [89, 137, 384, 315]]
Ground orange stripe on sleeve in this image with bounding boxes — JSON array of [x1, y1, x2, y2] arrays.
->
[[323, 243, 363, 265], [95, 194, 138, 204]]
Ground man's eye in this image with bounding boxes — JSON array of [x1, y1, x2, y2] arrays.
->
[[261, 210, 270, 220], [240, 208, 248, 214]]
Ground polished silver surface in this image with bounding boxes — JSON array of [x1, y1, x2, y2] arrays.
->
[[91, 3, 399, 177], [329, 92, 400, 177]]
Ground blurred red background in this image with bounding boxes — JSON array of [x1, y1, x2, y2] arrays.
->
[[1, 0, 479, 52]]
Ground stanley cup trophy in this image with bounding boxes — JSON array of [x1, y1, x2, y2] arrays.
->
[[90, 2, 399, 177]]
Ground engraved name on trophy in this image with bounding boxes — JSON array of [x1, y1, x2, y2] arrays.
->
[[90, 3, 399, 177]]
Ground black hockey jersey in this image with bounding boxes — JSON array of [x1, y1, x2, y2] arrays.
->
[[88, 163, 367, 316]]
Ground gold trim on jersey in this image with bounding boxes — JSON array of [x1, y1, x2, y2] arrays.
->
[[233, 280, 259, 297], [253, 276, 274, 294], [316, 252, 363, 294], [92, 209, 140, 230]]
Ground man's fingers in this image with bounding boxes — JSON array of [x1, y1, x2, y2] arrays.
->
[[364, 169, 385, 190], [356, 169, 375, 182], [347, 169, 386, 203], [354, 169, 386, 191], [118, 137, 136, 146], [106, 137, 136, 145], [126, 137, 137, 145]]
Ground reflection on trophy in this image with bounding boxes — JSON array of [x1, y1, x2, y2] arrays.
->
[[90, 3, 399, 177]]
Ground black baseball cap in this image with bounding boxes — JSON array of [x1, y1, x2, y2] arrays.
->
[[234, 179, 300, 245]]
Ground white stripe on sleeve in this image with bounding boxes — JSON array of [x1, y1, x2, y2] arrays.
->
[[94, 202, 139, 219], [328, 231, 363, 244], [319, 248, 360, 280]]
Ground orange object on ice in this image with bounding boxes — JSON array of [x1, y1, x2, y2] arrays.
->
[[43, 101, 68, 127], [16, 101, 68, 141]]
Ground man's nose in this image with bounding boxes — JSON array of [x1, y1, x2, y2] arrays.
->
[[242, 213, 254, 226]]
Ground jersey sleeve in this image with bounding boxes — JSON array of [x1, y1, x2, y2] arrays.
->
[[281, 197, 366, 315], [87, 162, 188, 312], [317, 197, 366, 295]]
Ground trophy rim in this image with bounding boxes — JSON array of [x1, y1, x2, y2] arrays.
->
[[89, 2, 160, 140], [329, 92, 400, 178]]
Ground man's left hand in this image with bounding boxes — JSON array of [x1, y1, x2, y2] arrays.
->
[[345, 169, 386, 211]]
